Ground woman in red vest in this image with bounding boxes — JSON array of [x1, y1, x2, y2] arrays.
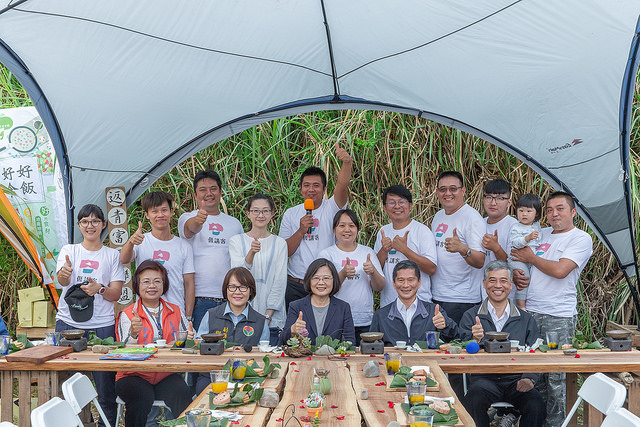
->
[[115, 260, 194, 426]]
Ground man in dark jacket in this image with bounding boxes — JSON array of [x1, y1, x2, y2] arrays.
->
[[459, 260, 544, 427], [371, 260, 458, 346]]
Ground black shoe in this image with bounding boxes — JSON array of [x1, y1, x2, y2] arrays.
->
[[497, 413, 518, 427]]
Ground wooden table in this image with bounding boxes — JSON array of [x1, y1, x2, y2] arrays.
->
[[3, 347, 640, 426]]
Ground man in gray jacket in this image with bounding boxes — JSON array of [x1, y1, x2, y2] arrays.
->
[[459, 260, 544, 427]]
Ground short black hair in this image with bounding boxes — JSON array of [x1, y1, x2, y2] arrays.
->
[[141, 191, 174, 212], [484, 179, 511, 195], [77, 204, 105, 222], [193, 170, 222, 191], [303, 258, 341, 296], [299, 167, 327, 188], [392, 260, 420, 281], [222, 267, 257, 301], [332, 209, 360, 232], [547, 191, 575, 210], [437, 170, 464, 187], [246, 193, 275, 212], [382, 185, 412, 204], [132, 260, 170, 296], [516, 193, 542, 221]]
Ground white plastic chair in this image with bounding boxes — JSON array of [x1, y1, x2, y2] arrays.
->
[[561, 372, 627, 427], [0, 422, 18, 427], [602, 407, 640, 427], [61, 372, 112, 427], [30, 397, 82, 427]]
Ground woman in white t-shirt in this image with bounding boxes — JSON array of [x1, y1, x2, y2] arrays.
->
[[55, 204, 125, 426], [318, 209, 385, 345], [229, 193, 287, 345]]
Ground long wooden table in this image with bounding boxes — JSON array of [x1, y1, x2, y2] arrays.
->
[[2, 346, 640, 426]]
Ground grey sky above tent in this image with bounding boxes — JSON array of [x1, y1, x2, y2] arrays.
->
[[0, 0, 638, 278]]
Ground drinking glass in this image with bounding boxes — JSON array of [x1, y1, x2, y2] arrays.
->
[[0, 335, 10, 355], [185, 409, 212, 427], [546, 331, 559, 350], [409, 407, 434, 427], [210, 370, 230, 394], [425, 331, 440, 349], [384, 352, 401, 375], [406, 381, 427, 406], [45, 332, 60, 346], [231, 359, 247, 381], [174, 330, 188, 348]]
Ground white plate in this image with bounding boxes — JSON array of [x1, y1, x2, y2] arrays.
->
[[410, 365, 431, 374]]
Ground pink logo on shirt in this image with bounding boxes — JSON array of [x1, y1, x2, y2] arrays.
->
[[535, 243, 551, 256], [308, 218, 319, 234], [341, 259, 359, 267], [209, 223, 223, 236], [79, 259, 99, 274], [435, 223, 448, 238], [153, 250, 170, 265]]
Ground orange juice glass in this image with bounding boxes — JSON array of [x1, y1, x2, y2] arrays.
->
[[209, 370, 230, 394], [384, 352, 401, 375]]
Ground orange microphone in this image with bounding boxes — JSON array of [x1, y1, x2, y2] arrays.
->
[[304, 199, 314, 235]]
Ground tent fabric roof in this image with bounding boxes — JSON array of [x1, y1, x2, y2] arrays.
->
[[0, 0, 638, 276]]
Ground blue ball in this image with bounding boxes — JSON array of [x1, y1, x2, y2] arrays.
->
[[466, 341, 480, 354]]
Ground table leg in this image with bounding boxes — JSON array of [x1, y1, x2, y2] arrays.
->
[[629, 374, 640, 416], [1, 371, 13, 423], [566, 373, 578, 426], [18, 371, 31, 427]]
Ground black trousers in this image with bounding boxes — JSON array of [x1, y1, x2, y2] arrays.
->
[[462, 376, 545, 427], [115, 374, 192, 427]]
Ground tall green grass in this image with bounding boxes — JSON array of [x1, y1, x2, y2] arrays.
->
[[1, 64, 639, 341]]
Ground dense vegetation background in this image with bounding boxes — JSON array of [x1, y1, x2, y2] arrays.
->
[[1, 64, 639, 340]]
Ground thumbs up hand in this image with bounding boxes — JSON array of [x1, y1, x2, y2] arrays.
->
[[432, 304, 446, 329], [445, 227, 466, 255], [380, 229, 392, 252], [187, 321, 194, 340], [392, 230, 410, 254], [471, 316, 484, 341], [130, 311, 143, 339], [342, 257, 356, 279], [59, 254, 73, 282], [249, 235, 261, 254], [335, 142, 352, 164], [130, 221, 145, 246], [482, 229, 500, 252], [291, 311, 307, 336], [363, 253, 375, 275], [194, 209, 208, 226]]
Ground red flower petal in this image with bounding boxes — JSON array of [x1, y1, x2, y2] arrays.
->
[[377, 410, 385, 413], [186, 361, 191, 363], [530, 349, 535, 353], [445, 351, 449, 354], [388, 402, 395, 408], [300, 399, 305, 403], [299, 405, 305, 409], [378, 362, 384, 365], [370, 354, 376, 357], [575, 354, 581, 358], [336, 416, 345, 420], [276, 419, 283, 422], [331, 405, 338, 408], [306, 357, 312, 360], [459, 357, 465, 359], [290, 361, 297, 365], [375, 382, 385, 386], [281, 352, 285, 357], [511, 358, 515, 361], [294, 370, 299, 372]]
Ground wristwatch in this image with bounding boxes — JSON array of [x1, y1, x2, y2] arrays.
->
[[462, 247, 472, 258], [98, 284, 106, 295], [265, 314, 272, 320], [186, 316, 193, 322]]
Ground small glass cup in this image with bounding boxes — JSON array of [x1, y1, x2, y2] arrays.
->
[[546, 331, 559, 350], [185, 409, 212, 427], [384, 352, 401, 375], [45, 332, 60, 346], [425, 331, 440, 349], [406, 381, 427, 406], [174, 330, 189, 348], [210, 370, 230, 394], [409, 407, 434, 427], [0, 335, 10, 356], [230, 359, 247, 381]]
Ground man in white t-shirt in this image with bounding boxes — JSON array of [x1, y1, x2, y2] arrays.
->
[[430, 171, 486, 325], [481, 179, 518, 300], [178, 170, 243, 329], [279, 143, 352, 309], [120, 191, 195, 319], [511, 191, 593, 426], [374, 185, 437, 308]]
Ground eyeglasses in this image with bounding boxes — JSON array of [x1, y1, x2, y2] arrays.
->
[[79, 219, 102, 227], [249, 209, 272, 216], [228, 285, 249, 293], [140, 279, 163, 287], [437, 186, 462, 194], [386, 200, 408, 208], [483, 195, 510, 202], [311, 276, 333, 283]]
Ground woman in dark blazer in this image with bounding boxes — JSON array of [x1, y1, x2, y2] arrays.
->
[[281, 258, 356, 344]]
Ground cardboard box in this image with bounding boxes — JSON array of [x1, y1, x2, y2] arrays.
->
[[18, 286, 45, 303], [32, 301, 56, 327], [18, 301, 33, 327]]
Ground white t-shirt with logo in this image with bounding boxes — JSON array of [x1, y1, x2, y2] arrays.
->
[[484, 215, 518, 300], [132, 233, 195, 314], [318, 243, 383, 326], [374, 220, 438, 307], [430, 204, 485, 303], [526, 227, 593, 317], [278, 196, 344, 279], [178, 211, 243, 298], [55, 244, 125, 328]]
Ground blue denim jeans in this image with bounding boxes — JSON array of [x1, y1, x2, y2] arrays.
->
[[56, 320, 117, 427], [192, 297, 224, 331]]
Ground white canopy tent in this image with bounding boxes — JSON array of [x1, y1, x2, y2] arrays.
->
[[0, 1, 638, 288]]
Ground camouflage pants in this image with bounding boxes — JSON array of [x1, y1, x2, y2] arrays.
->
[[530, 312, 577, 427]]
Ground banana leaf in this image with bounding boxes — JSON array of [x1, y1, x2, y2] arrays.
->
[[401, 402, 458, 425]]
